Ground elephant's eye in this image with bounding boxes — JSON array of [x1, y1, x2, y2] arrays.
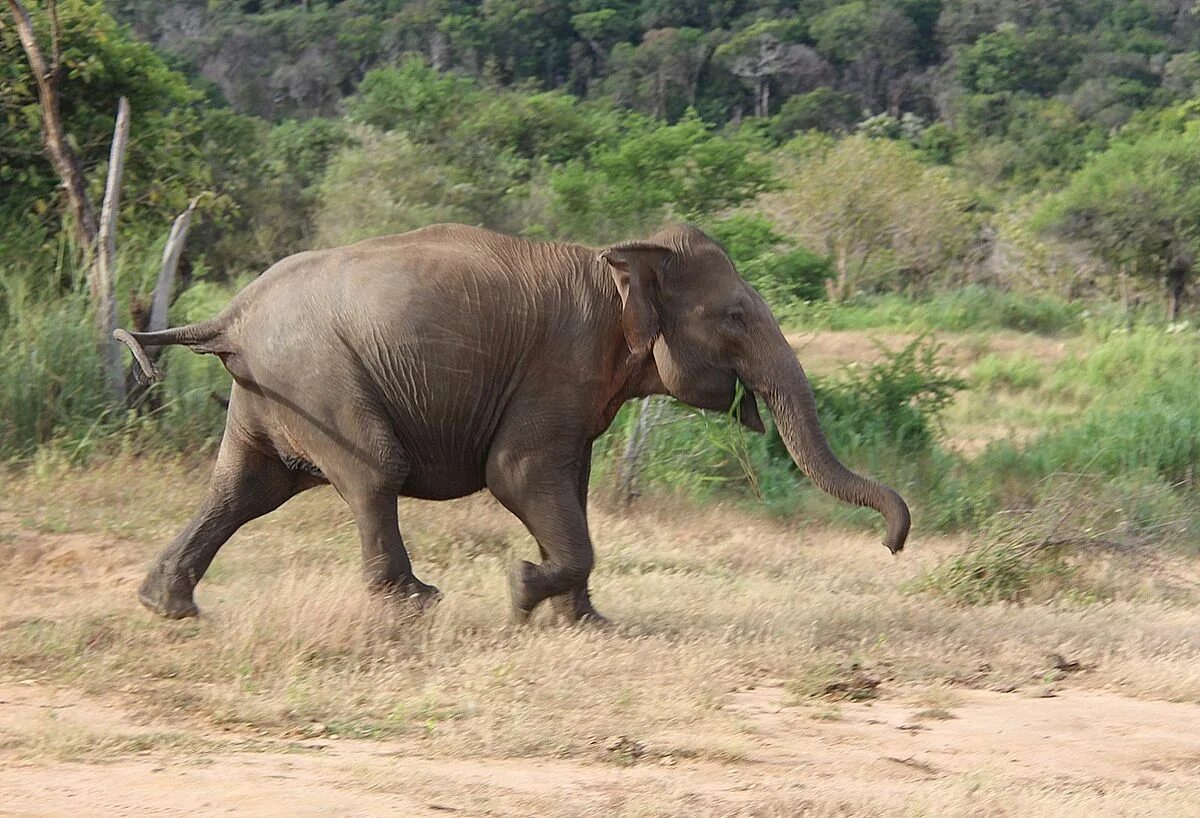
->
[[723, 309, 747, 333]]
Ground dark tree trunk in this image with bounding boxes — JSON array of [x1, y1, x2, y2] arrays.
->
[[1167, 250, 1191, 322]]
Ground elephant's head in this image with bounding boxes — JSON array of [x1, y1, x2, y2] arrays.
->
[[600, 224, 910, 554]]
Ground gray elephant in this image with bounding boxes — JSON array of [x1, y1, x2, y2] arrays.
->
[[116, 223, 909, 624]]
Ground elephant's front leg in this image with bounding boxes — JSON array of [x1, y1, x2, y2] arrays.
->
[[546, 449, 606, 624], [486, 439, 607, 624]]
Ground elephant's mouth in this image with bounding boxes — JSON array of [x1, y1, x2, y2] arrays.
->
[[733, 378, 764, 433]]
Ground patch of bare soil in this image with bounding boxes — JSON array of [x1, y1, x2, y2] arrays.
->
[[785, 329, 1069, 376], [3, 680, 1199, 817], [0, 511, 141, 595]]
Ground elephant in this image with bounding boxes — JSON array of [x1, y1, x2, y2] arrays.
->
[[115, 223, 910, 624]]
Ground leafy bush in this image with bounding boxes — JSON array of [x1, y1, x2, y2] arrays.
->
[[549, 112, 776, 241], [703, 214, 786, 265], [913, 473, 1192, 605], [741, 249, 830, 305], [705, 214, 830, 306], [775, 337, 965, 461], [912, 540, 1067, 606]]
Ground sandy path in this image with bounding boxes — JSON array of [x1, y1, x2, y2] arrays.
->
[[3, 681, 1199, 817]]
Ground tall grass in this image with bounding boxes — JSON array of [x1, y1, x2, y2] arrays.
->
[[0, 260, 232, 459], [780, 286, 1086, 335], [985, 327, 1200, 485]]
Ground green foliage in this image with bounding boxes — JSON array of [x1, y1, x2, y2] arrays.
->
[[912, 541, 1066, 606], [0, 283, 109, 457], [703, 214, 785, 265], [0, 257, 234, 459], [768, 89, 861, 140], [314, 127, 474, 246], [741, 249, 831, 306], [957, 24, 1076, 97], [1034, 121, 1200, 309], [969, 354, 1044, 392], [550, 112, 775, 240], [347, 58, 480, 138], [913, 471, 1192, 605], [801, 337, 966, 458], [1002, 328, 1200, 484], [704, 214, 831, 306], [789, 288, 1083, 335], [1, 0, 210, 261], [768, 135, 977, 297]]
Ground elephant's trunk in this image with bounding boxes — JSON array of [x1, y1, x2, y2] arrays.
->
[[746, 331, 911, 554]]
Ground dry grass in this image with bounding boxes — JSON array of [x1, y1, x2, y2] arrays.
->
[[3, 456, 1200, 813]]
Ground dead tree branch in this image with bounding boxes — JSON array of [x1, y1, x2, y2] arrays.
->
[[5, 0, 97, 252], [96, 96, 130, 405]]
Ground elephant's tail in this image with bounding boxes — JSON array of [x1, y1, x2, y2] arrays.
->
[[113, 318, 228, 384]]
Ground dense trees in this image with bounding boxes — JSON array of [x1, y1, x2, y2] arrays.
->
[[1035, 116, 1200, 319], [765, 134, 977, 300], [7, 0, 1200, 329], [102, 0, 1200, 143]]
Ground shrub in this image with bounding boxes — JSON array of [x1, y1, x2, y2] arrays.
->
[[704, 214, 830, 308], [772, 337, 965, 462], [741, 249, 830, 305], [913, 473, 1192, 605]]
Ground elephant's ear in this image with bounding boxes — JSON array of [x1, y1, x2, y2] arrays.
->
[[600, 241, 673, 358]]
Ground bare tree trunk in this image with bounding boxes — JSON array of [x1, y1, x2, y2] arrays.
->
[[617, 397, 665, 505], [6, 0, 98, 252], [96, 97, 130, 406], [1167, 251, 1190, 322], [826, 241, 850, 302], [756, 76, 770, 118], [127, 197, 199, 406], [149, 198, 198, 332]]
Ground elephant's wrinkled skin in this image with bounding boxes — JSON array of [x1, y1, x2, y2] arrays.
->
[[116, 223, 910, 623]]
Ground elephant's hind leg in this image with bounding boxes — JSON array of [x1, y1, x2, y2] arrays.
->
[[341, 488, 442, 609], [139, 435, 305, 619], [317, 420, 441, 609]]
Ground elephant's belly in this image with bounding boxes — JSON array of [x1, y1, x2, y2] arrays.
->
[[400, 455, 488, 500]]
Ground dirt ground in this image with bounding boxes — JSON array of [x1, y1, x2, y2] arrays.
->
[[4, 679, 1200, 817]]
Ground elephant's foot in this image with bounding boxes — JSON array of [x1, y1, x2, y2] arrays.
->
[[138, 571, 200, 619], [376, 578, 443, 613], [510, 562, 610, 626], [550, 589, 610, 628]]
